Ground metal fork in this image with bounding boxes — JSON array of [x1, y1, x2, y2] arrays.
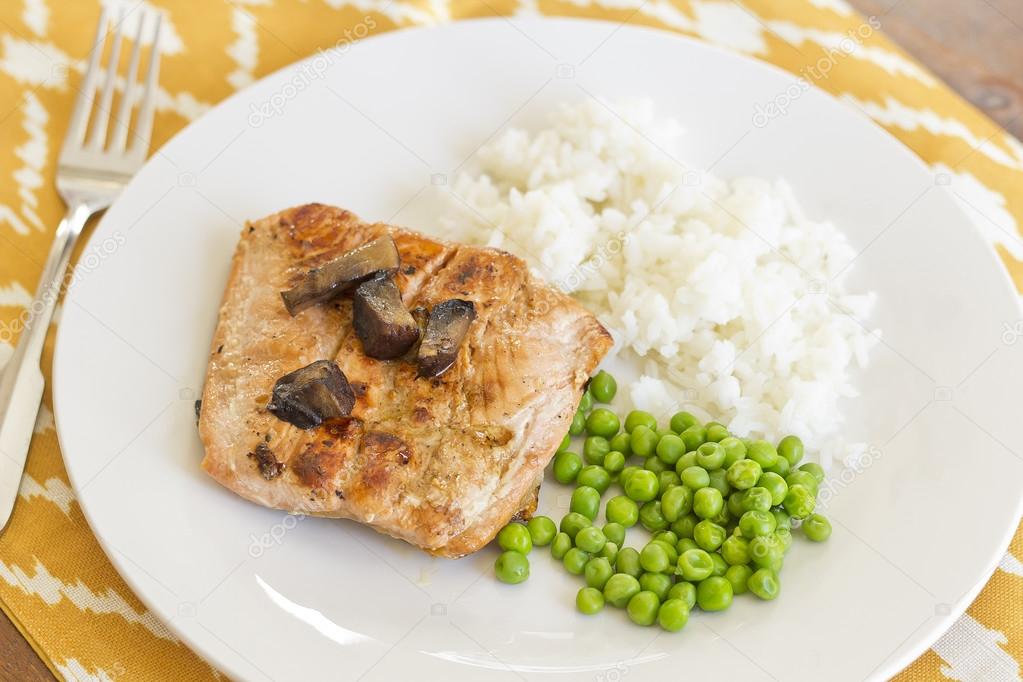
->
[[0, 8, 163, 532]]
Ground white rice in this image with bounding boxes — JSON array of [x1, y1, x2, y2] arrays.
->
[[441, 98, 878, 468]]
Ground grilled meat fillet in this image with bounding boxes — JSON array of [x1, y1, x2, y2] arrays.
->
[[199, 204, 612, 557]]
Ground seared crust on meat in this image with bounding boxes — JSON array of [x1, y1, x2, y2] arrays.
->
[[199, 204, 612, 557]]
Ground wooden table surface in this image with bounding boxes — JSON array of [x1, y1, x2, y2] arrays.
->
[[2, 1, 1021, 679]]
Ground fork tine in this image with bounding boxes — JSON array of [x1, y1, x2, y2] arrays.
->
[[130, 11, 162, 157], [110, 10, 146, 153], [86, 6, 127, 150], [66, 6, 109, 147]]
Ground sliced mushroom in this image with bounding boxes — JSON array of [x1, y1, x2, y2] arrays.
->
[[416, 299, 476, 378], [280, 236, 400, 316], [353, 273, 420, 359], [267, 359, 356, 429]]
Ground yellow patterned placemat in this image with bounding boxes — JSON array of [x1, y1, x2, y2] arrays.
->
[[1, 1, 1021, 679]]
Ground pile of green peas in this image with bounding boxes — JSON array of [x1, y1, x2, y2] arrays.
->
[[491, 369, 833, 633]]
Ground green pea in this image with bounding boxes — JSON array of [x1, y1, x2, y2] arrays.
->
[[603, 450, 626, 474], [640, 572, 673, 601], [749, 535, 784, 571], [693, 520, 727, 552], [747, 567, 781, 600], [676, 537, 698, 554], [746, 440, 779, 469], [569, 409, 586, 436], [775, 528, 793, 553], [526, 516, 556, 546], [599, 541, 619, 563], [711, 506, 731, 527], [726, 459, 763, 490], [496, 523, 532, 553], [656, 434, 686, 465], [583, 436, 611, 465], [627, 591, 660, 626], [557, 432, 571, 453], [571, 486, 601, 520], [639, 542, 670, 573], [799, 462, 825, 484], [727, 490, 747, 518], [586, 408, 620, 438], [783, 484, 816, 519], [657, 598, 690, 632], [584, 556, 614, 589], [786, 470, 819, 497], [606, 495, 640, 527], [559, 512, 591, 540], [624, 469, 660, 502], [644, 455, 669, 474], [802, 513, 832, 542], [778, 435, 804, 467], [695, 442, 726, 470], [710, 552, 728, 577], [674, 451, 698, 473], [705, 422, 730, 443], [720, 534, 751, 566], [575, 526, 607, 554], [630, 425, 658, 457], [563, 547, 590, 575], [679, 425, 707, 451], [764, 455, 790, 477], [576, 586, 605, 614], [625, 411, 657, 433], [602, 522, 627, 548], [552, 451, 582, 484], [494, 551, 529, 584], [772, 508, 792, 531], [693, 487, 724, 520], [620, 466, 640, 488], [639, 501, 669, 532], [577, 465, 612, 494], [742, 487, 773, 513], [578, 390, 594, 413], [677, 548, 714, 582], [551, 532, 572, 559], [658, 472, 681, 492], [719, 437, 747, 468], [603, 572, 641, 607], [669, 411, 699, 433], [667, 581, 697, 610], [652, 529, 678, 545], [671, 513, 699, 539], [707, 468, 732, 497], [615, 547, 642, 578], [680, 466, 710, 490], [739, 510, 777, 538], [696, 576, 733, 611], [661, 485, 693, 522], [609, 432, 632, 456], [757, 472, 788, 506], [725, 564, 753, 595], [589, 370, 617, 403]]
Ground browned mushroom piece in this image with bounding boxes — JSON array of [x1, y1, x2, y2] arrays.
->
[[280, 236, 400, 316], [416, 299, 476, 378], [353, 273, 421, 359], [267, 360, 356, 429]]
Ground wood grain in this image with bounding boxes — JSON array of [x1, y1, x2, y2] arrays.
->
[[849, 0, 1023, 139], [0, 608, 55, 681], [0, 1, 1019, 677]]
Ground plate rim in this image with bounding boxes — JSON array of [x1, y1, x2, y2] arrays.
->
[[52, 15, 1023, 681]]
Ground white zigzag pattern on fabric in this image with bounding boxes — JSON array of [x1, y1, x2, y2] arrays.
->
[[0, 558, 177, 641], [933, 613, 1021, 681], [19, 474, 73, 515]]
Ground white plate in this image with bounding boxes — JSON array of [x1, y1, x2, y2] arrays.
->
[[54, 18, 1023, 681]]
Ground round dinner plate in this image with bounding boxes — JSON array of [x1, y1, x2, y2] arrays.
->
[[54, 17, 1023, 681]]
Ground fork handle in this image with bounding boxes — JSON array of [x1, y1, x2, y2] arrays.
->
[[0, 201, 95, 531]]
